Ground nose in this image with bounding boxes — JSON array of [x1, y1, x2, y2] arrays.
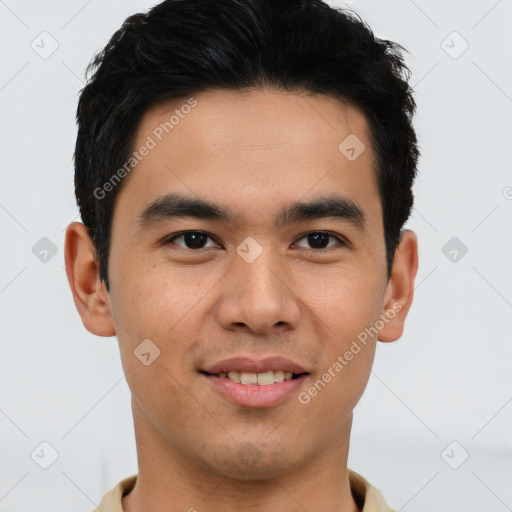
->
[[214, 245, 301, 335]]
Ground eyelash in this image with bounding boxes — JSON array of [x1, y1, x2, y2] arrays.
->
[[162, 230, 347, 252]]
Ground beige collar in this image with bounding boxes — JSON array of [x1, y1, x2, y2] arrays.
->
[[94, 469, 396, 512]]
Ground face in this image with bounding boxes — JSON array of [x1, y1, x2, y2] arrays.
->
[[79, 88, 410, 480]]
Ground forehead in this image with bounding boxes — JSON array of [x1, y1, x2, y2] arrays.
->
[[138, 88, 370, 158], [116, 87, 381, 229]]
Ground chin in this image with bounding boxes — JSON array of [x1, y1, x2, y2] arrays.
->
[[198, 441, 302, 481]]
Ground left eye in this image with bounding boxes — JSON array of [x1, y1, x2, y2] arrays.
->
[[165, 231, 344, 251], [294, 231, 344, 250]]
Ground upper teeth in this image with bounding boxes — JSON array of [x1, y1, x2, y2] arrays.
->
[[217, 370, 294, 385]]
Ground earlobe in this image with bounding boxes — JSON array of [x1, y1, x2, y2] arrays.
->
[[64, 222, 116, 337], [378, 229, 419, 342]]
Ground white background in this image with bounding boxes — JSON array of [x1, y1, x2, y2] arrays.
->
[[0, 0, 511, 510]]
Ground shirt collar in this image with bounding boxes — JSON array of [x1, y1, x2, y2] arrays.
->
[[95, 470, 395, 512]]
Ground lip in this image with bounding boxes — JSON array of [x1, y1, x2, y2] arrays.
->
[[201, 356, 310, 408], [202, 356, 308, 375], [203, 373, 309, 408]]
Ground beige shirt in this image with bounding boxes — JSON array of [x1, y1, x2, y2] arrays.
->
[[92, 469, 396, 512]]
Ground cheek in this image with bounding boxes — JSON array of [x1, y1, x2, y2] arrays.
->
[[300, 267, 385, 339], [109, 271, 201, 428], [125, 360, 209, 446], [299, 270, 383, 402], [301, 345, 376, 438], [110, 257, 199, 336], [298, 277, 381, 420], [108, 260, 215, 389]]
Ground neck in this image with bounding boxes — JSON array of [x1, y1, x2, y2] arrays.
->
[[122, 399, 360, 512]]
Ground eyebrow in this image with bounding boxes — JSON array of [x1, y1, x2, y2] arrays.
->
[[137, 192, 366, 231]]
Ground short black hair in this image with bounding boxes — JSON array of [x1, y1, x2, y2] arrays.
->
[[74, 0, 419, 290]]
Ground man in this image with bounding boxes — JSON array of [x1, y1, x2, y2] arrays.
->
[[65, 0, 419, 510]]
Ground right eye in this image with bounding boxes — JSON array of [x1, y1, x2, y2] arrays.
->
[[163, 231, 221, 250]]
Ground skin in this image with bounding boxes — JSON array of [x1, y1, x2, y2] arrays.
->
[[65, 88, 418, 512]]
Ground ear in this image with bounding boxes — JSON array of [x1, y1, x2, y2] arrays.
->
[[378, 229, 419, 342], [64, 222, 116, 337]]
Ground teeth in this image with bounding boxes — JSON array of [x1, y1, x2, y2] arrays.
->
[[274, 370, 285, 382], [240, 372, 258, 384], [218, 370, 296, 385], [227, 371, 240, 383], [257, 371, 274, 385]]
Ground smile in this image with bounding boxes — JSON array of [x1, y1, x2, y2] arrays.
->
[[202, 373, 309, 408], [206, 370, 298, 385]]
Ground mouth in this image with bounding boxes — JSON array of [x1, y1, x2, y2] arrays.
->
[[201, 370, 306, 385], [200, 357, 310, 408]]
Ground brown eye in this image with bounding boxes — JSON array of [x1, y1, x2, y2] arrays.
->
[[294, 231, 345, 250], [166, 231, 218, 250]]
